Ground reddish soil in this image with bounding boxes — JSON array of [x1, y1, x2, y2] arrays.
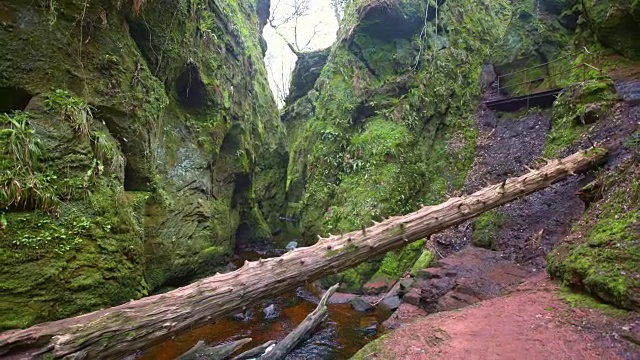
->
[[361, 275, 639, 359]]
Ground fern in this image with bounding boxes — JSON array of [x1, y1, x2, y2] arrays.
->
[[0, 112, 43, 173], [91, 130, 125, 173], [44, 89, 93, 137]]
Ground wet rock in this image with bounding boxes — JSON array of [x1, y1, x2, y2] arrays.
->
[[382, 303, 428, 330], [350, 297, 374, 312], [328, 292, 357, 304], [362, 280, 392, 295], [399, 277, 414, 291], [403, 288, 422, 307], [360, 324, 378, 336], [412, 247, 530, 313], [358, 317, 379, 336], [263, 304, 279, 319], [233, 309, 253, 322], [380, 295, 401, 311]]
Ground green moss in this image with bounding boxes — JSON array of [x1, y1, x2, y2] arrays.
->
[[0, 179, 147, 330], [281, 0, 509, 289], [582, 0, 640, 59], [548, 163, 640, 310], [558, 286, 629, 318], [472, 210, 508, 249], [410, 249, 435, 276], [0, 0, 285, 329], [542, 78, 618, 157], [350, 335, 388, 360], [371, 240, 426, 282]]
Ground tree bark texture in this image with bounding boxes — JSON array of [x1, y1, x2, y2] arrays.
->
[[0, 148, 607, 359]]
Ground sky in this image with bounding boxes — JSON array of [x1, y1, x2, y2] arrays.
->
[[263, 0, 339, 107]]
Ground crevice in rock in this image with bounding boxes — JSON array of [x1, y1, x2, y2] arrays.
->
[[0, 87, 33, 113], [126, 17, 159, 75], [231, 173, 251, 209], [94, 106, 152, 191], [176, 63, 207, 109], [219, 123, 244, 155], [234, 222, 252, 246], [354, 2, 432, 43]]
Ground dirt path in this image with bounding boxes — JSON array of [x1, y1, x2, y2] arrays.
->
[[355, 275, 639, 359]]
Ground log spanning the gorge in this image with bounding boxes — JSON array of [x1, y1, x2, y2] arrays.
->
[[0, 148, 607, 360]]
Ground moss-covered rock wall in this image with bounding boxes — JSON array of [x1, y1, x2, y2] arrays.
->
[[280, 0, 511, 291], [582, 0, 640, 60], [0, 0, 285, 329]]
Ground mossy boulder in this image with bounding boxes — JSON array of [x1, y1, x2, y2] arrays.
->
[[493, 0, 585, 96], [583, 0, 640, 59], [543, 77, 618, 157], [548, 161, 640, 310]]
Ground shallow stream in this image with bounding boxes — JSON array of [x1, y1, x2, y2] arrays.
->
[[140, 247, 391, 360]]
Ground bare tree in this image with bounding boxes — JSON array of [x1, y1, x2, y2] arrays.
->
[[268, 0, 321, 55], [329, 0, 348, 23], [265, 50, 291, 105]]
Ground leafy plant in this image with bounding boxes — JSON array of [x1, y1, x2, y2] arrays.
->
[[0, 112, 60, 212], [44, 89, 93, 137], [0, 112, 43, 173], [0, 170, 60, 212], [91, 130, 125, 173]]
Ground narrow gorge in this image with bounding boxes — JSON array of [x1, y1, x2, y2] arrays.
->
[[0, 0, 639, 359]]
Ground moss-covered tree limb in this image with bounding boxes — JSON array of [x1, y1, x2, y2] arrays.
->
[[0, 147, 607, 359]]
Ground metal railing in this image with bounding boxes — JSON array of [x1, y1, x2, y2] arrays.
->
[[489, 48, 604, 101]]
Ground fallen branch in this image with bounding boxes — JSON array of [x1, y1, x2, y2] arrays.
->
[[231, 341, 276, 360], [261, 284, 339, 360], [0, 148, 607, 359], [177, 338, 251, 360]]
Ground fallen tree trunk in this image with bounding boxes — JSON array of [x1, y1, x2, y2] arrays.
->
[[177, 338, 251, 360], [262, 284, 339, 360], [0, 148, 607, 359]]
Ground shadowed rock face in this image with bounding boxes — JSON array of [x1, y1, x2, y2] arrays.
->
[[583, 0, 640, 59], [284, 48, 330, 107]]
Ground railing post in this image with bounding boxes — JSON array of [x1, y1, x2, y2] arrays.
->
[[598, 53, 603, 76]]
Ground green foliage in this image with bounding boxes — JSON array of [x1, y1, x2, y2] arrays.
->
[[372, 240, 426, 282], [91, 130, 124, 173], [410, 248, 435, 276], [548, 163, 640, 310], [8, 214, 86, 255], [0, 112, 43, 173], [558, 286, 629, 318], [543, 78, 618, 157], [0, 112, 60, 212], [472, 210, 508, 249], [0, 171, 60, 213], [44, 89, 93, 138], [628, 131, 640, 156]]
